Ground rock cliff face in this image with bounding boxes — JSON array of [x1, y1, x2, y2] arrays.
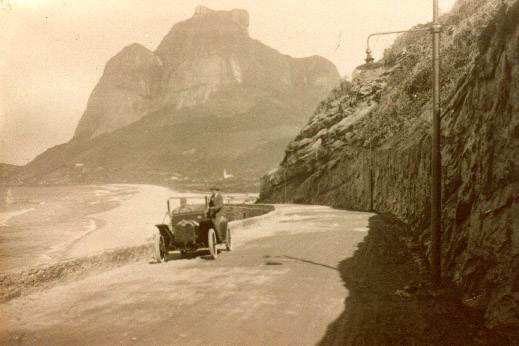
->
[[259, 0, 518, 336], [74, 44, 163, 138], [10, 7, 339, 183]]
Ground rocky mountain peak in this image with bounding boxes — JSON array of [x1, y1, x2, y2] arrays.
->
[[73, 43, 163, 139], [104, 43, 162, 72], [58, 6, 341, 181], [74, 6, 339, 140], [193, 5, 214, 17], [192, 6, 249, 29], [156, 7, 250, 62]]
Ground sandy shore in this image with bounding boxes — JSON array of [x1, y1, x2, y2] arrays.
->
[[63, 184, 186, 259]]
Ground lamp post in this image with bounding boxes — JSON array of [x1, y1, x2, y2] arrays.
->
[[430, 0, 442, 287], [365, 0, 442, 286], [284, 160, 287, 204]]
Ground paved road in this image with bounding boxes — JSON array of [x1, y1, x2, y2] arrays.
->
[[1, 205, 373, 346]]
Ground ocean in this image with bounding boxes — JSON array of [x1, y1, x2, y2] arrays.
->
[[0, 185, 162, 274]]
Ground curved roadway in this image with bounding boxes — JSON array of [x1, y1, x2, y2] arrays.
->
[[1, 205, 373, 346]]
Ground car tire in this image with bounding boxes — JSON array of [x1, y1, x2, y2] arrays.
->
[[154, 232, 167, 263], [208, 228, 217, 259], [225, 227, 232, 251]]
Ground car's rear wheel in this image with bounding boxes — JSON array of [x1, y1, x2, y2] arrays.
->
[[208, 228, 217, 259], [154, 232, 167, 263], [225, 227, 232, 251]]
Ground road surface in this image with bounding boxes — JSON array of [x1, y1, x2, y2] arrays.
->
[[1, 205, 373, 346]]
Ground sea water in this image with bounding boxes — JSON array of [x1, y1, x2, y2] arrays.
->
[[0, 185, 139, 274]]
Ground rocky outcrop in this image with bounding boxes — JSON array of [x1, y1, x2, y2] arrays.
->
[[74, 44, 163, 138], [73, 6, 340, 140], [259, 0, 519, 337]]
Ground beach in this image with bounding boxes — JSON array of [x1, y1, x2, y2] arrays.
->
[[0, 184, 181, 274]]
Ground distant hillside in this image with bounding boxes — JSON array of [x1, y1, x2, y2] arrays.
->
[[260, 0, 519, 339], [0, 164, 23, 184], [8, 6, 339, 185]]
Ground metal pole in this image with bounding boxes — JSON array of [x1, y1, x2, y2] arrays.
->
[[364, 28, 430, 65], [430, 0, 442, 287], [369, 158, 373, 212], [369, 124, 374, 212], [284, 161, 287, 204], [367, 28, 431, 51]]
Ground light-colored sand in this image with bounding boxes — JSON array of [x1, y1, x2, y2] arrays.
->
[[64, 185, 267, 259], [0, 208, 35, 227], [63, 184, 190, 258]]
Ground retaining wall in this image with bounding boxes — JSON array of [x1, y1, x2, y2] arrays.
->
[[222, 204, 275, 221], [0, 204, 275, 303]]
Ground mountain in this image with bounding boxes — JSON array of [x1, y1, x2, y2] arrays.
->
[[8, 6, 339, 185], [0, 164, 23, 183], [74, 43, 164, 139], [259, 0, 519, 339]]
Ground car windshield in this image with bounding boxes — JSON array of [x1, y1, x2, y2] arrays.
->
[[170, 198, 206, 214]]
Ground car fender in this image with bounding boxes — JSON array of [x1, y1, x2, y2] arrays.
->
[[198, 219, 218, 243], [219, 217, 229, 241], [155, 224, 174, 245]]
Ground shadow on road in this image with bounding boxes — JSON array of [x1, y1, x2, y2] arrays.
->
[[315, 214, 505, 346], [281, 255, 338, 271]]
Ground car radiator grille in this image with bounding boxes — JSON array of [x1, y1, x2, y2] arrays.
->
[[174, 220, 197, 243]]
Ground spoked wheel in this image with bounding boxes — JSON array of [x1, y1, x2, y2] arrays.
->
[[154, 232, 167, 263], [208, 228, 218, 259], [225, 227, 232, 251], [180, 249, 188, 258]]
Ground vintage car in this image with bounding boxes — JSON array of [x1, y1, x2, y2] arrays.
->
[[153, 196, 232, 262]]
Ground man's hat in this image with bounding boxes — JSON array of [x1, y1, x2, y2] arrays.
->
[[210, 186, 220, 191]]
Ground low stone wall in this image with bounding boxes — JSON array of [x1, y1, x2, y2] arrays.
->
[[222, 204, 275, 221], [0, 204, 275, 304], [0, 244, 154, 303]]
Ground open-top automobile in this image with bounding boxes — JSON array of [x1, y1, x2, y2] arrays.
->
[[154, 196, 231, 262]]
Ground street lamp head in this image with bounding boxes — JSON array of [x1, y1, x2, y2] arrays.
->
[[365, 48, 374, 64]]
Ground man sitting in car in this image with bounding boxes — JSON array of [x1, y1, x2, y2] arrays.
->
[[208, 186, 225, 239], [208, 186, 223, 219], [173, 197, 193, 214]]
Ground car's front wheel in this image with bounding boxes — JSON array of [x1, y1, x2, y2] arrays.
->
[[208, 228, 218, 259], [154, 232, 167, 263]]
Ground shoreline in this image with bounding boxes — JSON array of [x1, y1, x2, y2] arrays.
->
[[1, 183, 260, 275], [0, 202, 278, 304], [0, 184, 172, 274], [61, 184, 177, 259]]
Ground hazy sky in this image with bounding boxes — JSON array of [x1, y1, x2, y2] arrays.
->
[[0, 0, 457, 165]]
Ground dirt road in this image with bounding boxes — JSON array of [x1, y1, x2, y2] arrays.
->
[[1, 205, 373, 346]]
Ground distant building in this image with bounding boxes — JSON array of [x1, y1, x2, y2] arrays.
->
[[223, 169, 234, 179]]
